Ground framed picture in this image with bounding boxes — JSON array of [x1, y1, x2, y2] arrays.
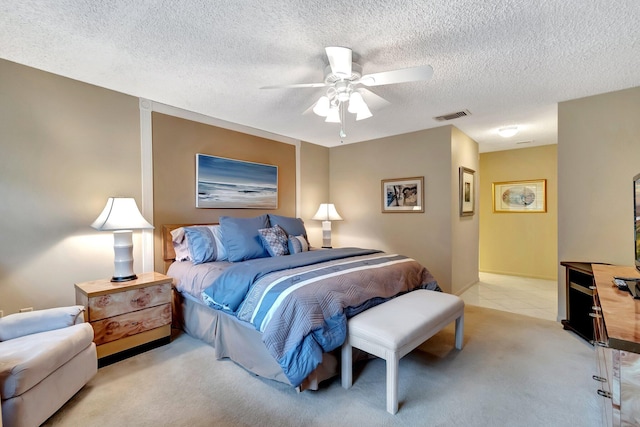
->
[[459, 167, 475, 216], [492, 179, 547, 213], [196, 153, 278, 209], [381, 176, 424, 213]]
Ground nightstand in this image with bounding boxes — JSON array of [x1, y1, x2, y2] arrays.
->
[[74, 272, 172, 361]]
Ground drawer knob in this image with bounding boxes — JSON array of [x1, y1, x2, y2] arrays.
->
[[96, 295, 112, 307], [597, 389, 612, 399], [131, 292, 151, 308]]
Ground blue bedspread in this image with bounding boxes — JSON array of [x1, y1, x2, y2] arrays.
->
[[201, 248, 380, 312], [201, 248, 439, 387]]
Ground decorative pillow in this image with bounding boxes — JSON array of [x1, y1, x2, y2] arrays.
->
[[219, 215, 270, 262], [258, 225, 289, 257], [288, 235, 309, 254], [182, 225, 228, 264], [268, 214, 309, 244]]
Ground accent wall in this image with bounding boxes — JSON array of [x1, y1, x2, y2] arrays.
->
[[151, 112, 298, 270]]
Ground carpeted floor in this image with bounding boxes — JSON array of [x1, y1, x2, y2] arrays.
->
[[44, 305, 601, 426]]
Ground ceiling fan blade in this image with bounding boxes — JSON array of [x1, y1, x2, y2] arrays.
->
[[325, 46, 352, 78], [357, 88, 391, 110], [302, 101, 317, 115], [260, 82, 327, 89], [359, 65, 433, 87]]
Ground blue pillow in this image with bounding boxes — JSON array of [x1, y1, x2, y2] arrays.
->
[[219, 215, 270, 262], [182, 225, 228, 264], [268, 214, 308, 243]]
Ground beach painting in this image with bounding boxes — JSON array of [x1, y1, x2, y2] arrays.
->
[[196, 154, 278, 209]]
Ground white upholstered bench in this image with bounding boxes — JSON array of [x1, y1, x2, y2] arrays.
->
[[341, 289, 464, 414]]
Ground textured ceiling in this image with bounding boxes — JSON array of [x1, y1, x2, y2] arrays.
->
[[1, 1, 639, 152]]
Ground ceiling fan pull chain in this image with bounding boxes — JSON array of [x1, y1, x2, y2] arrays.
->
[[339, 103, 347, 139]]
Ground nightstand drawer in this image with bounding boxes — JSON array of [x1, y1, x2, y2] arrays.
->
[[87, 282, 171, 321], [75, 272, 173, 361], [92, 303, 171, 345]]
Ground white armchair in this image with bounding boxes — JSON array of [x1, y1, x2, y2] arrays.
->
[[0, 306, 97, 427]]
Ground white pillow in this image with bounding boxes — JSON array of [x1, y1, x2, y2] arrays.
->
[[288, 235, 309, 254], [170, 227, 191, 261]]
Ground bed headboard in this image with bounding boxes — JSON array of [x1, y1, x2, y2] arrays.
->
[[161, 223, 218, 273]]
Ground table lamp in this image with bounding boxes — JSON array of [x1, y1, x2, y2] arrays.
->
[[312, 203, 343, 248], [91, 197, 154, 282]]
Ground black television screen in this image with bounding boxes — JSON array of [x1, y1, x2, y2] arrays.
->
[[635, 173, 640, 272]]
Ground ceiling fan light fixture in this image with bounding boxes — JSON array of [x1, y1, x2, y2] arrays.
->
[[313, 96, 330, 117], [356, 107, 373, 121], [347, 91, 364, 114], [325, 107, 341, 123], [498, 126, 519, 138]]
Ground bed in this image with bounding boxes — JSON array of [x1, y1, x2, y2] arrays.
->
[[163, 214, 440, 391]]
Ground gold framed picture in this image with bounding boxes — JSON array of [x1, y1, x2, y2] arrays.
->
[[492, 179, 547, 213], [459, 167, 475, 216]]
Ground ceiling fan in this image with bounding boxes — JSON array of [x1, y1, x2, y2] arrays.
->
[[261, 46, 434, 139]]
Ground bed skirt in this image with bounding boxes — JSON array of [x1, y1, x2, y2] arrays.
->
[[172, 289, 338, 391]]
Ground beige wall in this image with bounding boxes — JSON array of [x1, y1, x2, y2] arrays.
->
[[299, 141, 330, 247], [451, 127, 480, 293], [479, 145, 558, 280], [558, 86, 640, 319], [152, 112, 297, 270], [328, 126, 479, 294], [0, 59, 142, 315]]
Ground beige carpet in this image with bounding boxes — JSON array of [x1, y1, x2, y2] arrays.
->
[[44, 306, 601, 426]]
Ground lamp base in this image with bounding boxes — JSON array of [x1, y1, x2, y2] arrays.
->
[[111, 274, 138, 283], [112, 230, 137, 283], [321, 220, 333, 249]]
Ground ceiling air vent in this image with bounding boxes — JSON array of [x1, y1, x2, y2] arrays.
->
[[433, 109, 471, 121]]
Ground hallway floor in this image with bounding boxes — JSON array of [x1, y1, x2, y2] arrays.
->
[[459, 272, 558, 322]]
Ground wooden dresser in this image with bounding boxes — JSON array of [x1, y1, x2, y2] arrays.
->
[[75, 272, 172, 360], [591, 264, 640, 426]]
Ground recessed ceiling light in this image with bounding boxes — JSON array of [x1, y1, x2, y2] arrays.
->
[[498, 126, 519, 138]]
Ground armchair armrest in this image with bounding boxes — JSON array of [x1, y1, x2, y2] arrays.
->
[[0, 305, 85, 341]]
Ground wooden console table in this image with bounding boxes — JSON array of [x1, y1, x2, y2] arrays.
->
[[592, 264, 640, 426]]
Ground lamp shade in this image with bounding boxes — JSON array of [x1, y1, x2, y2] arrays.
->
[[91, 197, 154, 231], [312, 203, 343, 221]]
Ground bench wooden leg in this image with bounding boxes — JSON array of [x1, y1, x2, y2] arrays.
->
[[341, 341, 353, 389], [455, 312, 464, 350], [386, 352, 399, 414]]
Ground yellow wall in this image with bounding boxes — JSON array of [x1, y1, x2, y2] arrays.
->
[[479, 145, 558, 280]]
